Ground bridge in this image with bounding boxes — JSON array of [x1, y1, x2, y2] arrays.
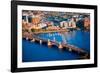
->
[[23, 33, 89, 59]]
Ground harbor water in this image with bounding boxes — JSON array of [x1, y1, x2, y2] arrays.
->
[[22, 30, 90, 62]]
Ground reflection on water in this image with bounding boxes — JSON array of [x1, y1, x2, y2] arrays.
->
[[22, 30, 90, 62], [37, 30, 90, 53]]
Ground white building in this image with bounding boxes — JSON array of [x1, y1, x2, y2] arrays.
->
[[60, 21, 69, 28], [38, 23, 47, 29]]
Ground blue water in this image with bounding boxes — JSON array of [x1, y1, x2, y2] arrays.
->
[[22, 30, 90, 62], [37, 30, 90, 52]]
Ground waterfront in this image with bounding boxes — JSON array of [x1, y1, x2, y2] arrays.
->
[[22, 30, 90, 62], [37, 30, 90, 53], [22, 10, 90, 62]]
